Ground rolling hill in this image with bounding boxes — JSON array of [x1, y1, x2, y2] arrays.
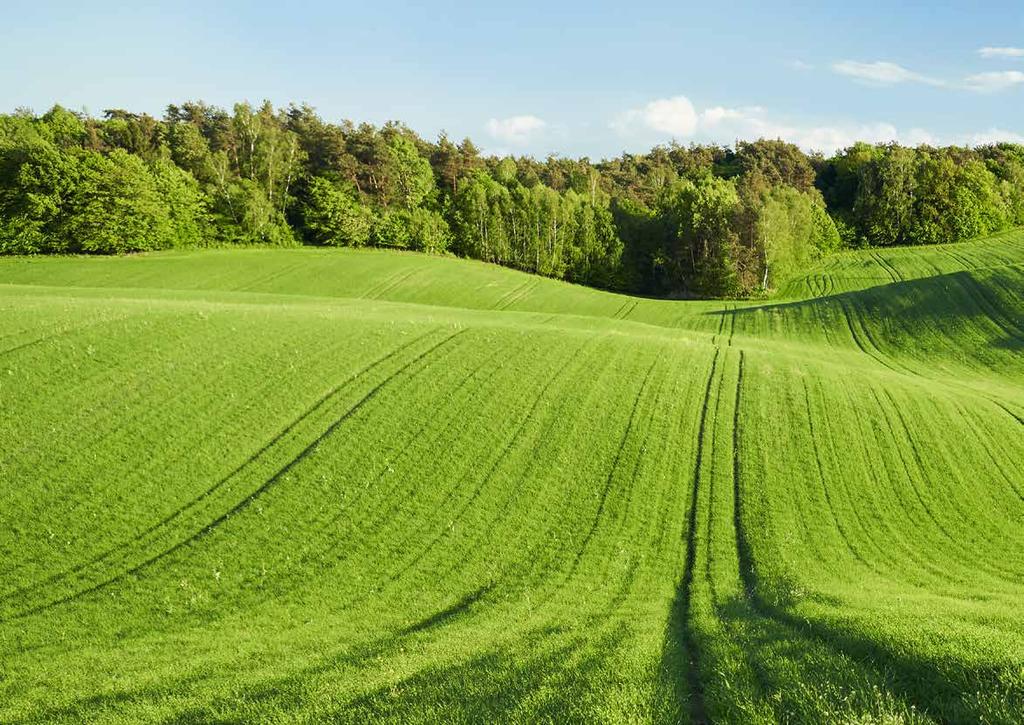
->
[[1, 230, 1023, 723]]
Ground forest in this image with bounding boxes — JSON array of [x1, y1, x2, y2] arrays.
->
[[1, 101, 1023, 297]]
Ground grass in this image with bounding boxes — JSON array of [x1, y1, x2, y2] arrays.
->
[[0, 228, 1022, 723]]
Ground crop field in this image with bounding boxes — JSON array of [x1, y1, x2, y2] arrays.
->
[[1, 229, 1023, 723]]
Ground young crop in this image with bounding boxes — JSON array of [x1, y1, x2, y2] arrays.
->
[[0, 229, 1021, 722]]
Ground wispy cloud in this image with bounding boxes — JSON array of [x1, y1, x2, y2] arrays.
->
[[978, 46, 1024, 59], [963, 70, 1024, 92], [787, 59, 815, 71], [832, 58, 1024, 93], [485, 115, 546, 145], [831, 60, 944, 86]]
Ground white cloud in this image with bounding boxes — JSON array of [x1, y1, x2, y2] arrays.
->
[[963, 70, 1024, 92], [961, 128, 1024, 145], [832, 60, 944, 86], [699, 105, 756, 126], [485, 115, 546, 145], [611, 95, 698, 137], [978, 46, 1024, 59], [698, 105, 938, 154], [612, 93, 1024, 155], [787, 59, 815, 71], [901, 128, 941, 146], [611, 96, 950, 154]]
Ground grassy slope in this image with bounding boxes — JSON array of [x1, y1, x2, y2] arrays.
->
[[0, 230, 1021, 723]]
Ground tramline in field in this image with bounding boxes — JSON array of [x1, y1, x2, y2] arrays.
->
[[1, 229, 1022, 723]]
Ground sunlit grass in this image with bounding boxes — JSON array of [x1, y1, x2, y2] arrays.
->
[[0, 229, 1022, 722]]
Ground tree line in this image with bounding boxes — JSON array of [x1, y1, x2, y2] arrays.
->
[[1, 102, 1022, 297]]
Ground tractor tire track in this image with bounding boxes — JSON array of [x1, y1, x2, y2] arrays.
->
[[6, 330, 466, 620], [713, 306, 727, 346], [702, 351, 730, 605], [307, 335, 517, 572], [800, 380, 875, 572], [234, 261, 303, 293], [839, 298, 884, 362], [870, 252, 896, 283], [953, 272, 1024, 343], [870, 388, 960, 548], [358, 269, 403, 300], [880, 390, 1023, 571], [497, 279, 540, 311], [677, 347, 721, 725], [0, 313, 142, 359], [823, 382, 913, 578], [523, 353, 664, 614], [430, 335, 624, 591], [548, 351, 678, 609], [853, 304, 918, 376], [958, 403, 1024, 502], [614, 298, 639, 321], [729, 354, 943, 721], [732, 353, 756, 597], [611, 298, 633, 320], [872, 389, 1013, 581], [249, 332, 515, 603], [369, 268, 420, 300], [492, 279, 533, 311], [943, 248, 975, 271], [589, 358, 679, 595], [563, 358, 660, 572], [871, 252, 900, 284], [994, 401, 1024, 427], [421, 342, 643, 614], [847, 388, 962, 583], [361, 268, 415, 300], [380, 338, 596, 590], [0, 329, 444, 608], [837, 298, 910, 376]]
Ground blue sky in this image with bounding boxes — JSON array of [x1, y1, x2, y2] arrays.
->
[[2, 1, 1022, 158]]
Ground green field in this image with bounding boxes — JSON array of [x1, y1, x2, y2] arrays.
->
[[1, 229, 1023, 723]]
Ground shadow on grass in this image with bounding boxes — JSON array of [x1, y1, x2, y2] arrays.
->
[[6, 669, 212, 725], [401, 584, 493, 636], [218, 620, 631, 724], [729, 470, 1023, 722], [704, 269, 1024, 356], [736, 586, 1022, 722], [331, 632, 599, 723], [655, 578, 702, 724]]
